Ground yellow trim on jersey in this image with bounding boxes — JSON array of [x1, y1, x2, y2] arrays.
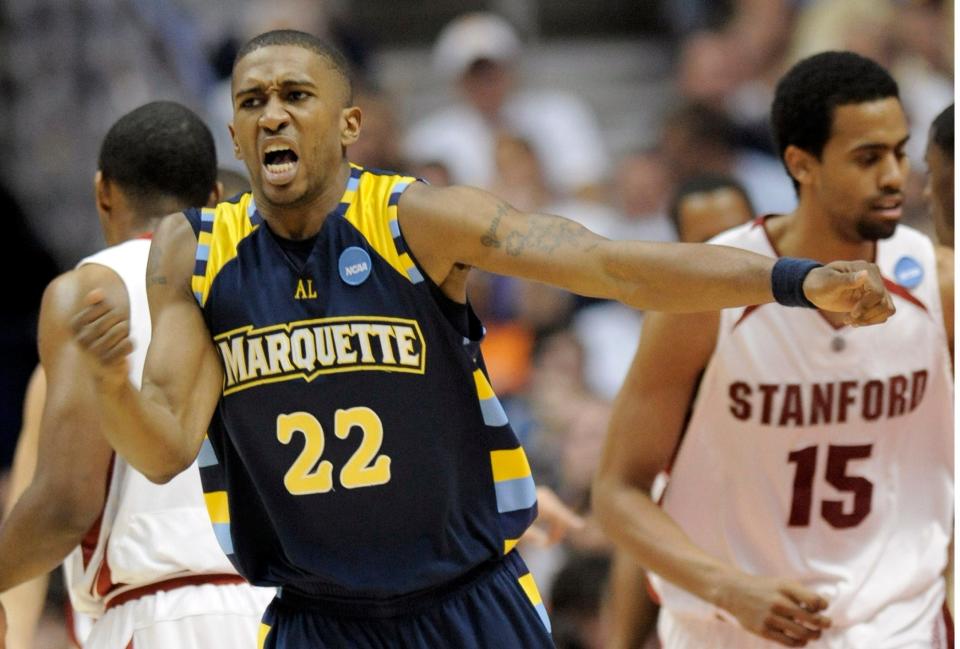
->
[[490, 447, 533, 483], [342, 167, 417, 280], [257, 623, 271, 649], [504, 538, 520, 554], [193, 194, 259, 307], [473, 369, 496, 400], [204, 491, 230, 524], [518, 573, 544, 606]]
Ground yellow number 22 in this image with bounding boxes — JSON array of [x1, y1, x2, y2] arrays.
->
[[277, 407, 392, 495]]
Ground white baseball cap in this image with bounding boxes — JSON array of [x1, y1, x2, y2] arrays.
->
[[432, 12, 522, 80]]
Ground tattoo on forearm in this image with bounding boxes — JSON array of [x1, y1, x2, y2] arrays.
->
[[502, 213, 597, 257], [480, 202, 508, 248], [480, 204, 597, 257]]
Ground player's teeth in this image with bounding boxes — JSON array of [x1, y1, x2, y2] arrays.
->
[[266, 162, 295, 173]]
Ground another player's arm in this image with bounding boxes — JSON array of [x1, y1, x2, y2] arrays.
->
[[0, 269, 122, 596], [935, 244, 953, 615], [592, 310, 831, 647], [72, 214, 223, 483], [0, 368, 50, 649], [604, 550, 658, 649], [397, 183, 892, 320], [936, 245, 953, 364]]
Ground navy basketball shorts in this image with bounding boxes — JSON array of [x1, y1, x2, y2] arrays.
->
[[256, 551, 554, 648]]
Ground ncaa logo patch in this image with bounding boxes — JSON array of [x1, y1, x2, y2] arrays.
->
[[339, 246, 372, 286], [893, 255, 923, 289]]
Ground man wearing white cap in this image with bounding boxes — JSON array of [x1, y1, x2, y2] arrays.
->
[[404, 12, 611, 199]]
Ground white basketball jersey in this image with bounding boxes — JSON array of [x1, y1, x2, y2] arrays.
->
[[63, 238, 241, 618], [650, 220, 953, 644]]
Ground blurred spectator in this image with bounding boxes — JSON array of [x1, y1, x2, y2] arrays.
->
[[660, 103, 795, 215], [549, 552, 612, 649], [609, 151, 676, 242], [668, 174, 755, 242], [348, 84, 405, 172], [404, 12, 611, 200], [926, 104, 954, 247]]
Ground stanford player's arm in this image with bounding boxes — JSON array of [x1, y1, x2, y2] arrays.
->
[[72, 213, 223, 484], [592, 310, 832, 647], [936, 245, 953, 364], [0, 269, 120, 595], [1, 368, 51, 649], [397, 183, 893, 320]]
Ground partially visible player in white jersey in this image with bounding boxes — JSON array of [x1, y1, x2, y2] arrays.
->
[[0, 101, 274, 648], [594, 51, 953, 649]]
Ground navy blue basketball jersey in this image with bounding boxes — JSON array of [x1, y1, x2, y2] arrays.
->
[[184, 164, 541, 603]]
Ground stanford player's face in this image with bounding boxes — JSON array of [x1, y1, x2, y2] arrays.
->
[[813, 98, 909, 243]]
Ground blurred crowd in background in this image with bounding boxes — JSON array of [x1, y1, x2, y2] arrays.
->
[[0, 1, 953, 647]]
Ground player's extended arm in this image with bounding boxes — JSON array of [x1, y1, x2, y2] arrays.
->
[[71, 214, 224, 483], [0, 367, 50, 649], [592, 310, 831, 647], [397, 183, 893, 322], [0, 269, 120, 596]]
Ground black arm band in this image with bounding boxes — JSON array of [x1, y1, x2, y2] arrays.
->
[[771, 257, 823, 308]]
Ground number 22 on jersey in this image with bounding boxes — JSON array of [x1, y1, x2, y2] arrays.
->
[[277, 407, 392, 495]]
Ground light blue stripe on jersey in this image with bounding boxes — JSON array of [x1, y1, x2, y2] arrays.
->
[[212, 523, 234, 554], [494, 476, 538, 513]]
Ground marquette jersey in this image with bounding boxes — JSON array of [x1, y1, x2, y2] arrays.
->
[[64, 239, 246, 617], [650, 219, 953, 643], [185, 164, 538, 597]]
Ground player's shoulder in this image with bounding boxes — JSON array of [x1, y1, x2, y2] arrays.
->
[[41, 263, 128, 331], [182, 192, 254, 237], [707, 218, 768, 250]]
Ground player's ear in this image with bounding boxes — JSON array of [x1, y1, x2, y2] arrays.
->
[[207, 181, 224, 208], [784, 145, 816, 187], [228, 122, 242, 160], [94, 170, 111, 216], [341, 106, 361, 147]]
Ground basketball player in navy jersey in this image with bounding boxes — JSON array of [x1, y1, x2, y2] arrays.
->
[[68, 31, 894, 648]]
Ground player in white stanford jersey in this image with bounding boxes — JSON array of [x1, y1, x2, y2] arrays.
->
[[0, 102, 273, 648], [594, 51, 954, 649]]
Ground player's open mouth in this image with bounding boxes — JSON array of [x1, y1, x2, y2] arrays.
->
[[262, 144, 300, 185]]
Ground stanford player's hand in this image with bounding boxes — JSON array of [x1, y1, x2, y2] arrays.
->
[[714, 573, 831, 647], [70, 288, 132, 391], [802, 261, 894, 326]]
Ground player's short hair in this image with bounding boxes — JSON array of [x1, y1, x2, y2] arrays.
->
[[931, 104, 954, 161], [234, 29, 353, 102], [667, 174, 754, 236], [771, 51, 899, 188], [98, 101, 217, 214]]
